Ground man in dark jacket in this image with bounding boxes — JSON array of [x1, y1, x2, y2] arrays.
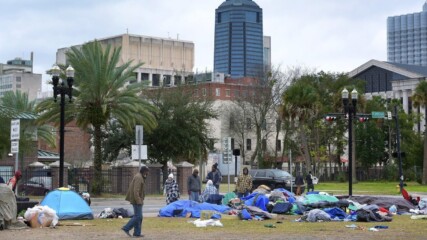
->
[[295, 172, 304, 196], [122, 166, 149, 238], [206, 163, 222, 190], [187, 169, 201, 202]]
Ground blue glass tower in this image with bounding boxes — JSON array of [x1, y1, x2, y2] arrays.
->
[[214, 0, 263, 78], [387, 2, 427, 66]]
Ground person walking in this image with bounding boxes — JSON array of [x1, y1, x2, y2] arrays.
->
[[306, 171, 314, 192], [187, 169, 201, 202], [295, 172, 304, 196], [206, 163, 222, 191], [122, 166, 149, 238], [235, 167, 252, 198], [163, 173, 180, 205]]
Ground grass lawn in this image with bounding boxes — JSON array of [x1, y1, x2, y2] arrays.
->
[[218, 181, 426, 196], [4, 214, 426, 240]]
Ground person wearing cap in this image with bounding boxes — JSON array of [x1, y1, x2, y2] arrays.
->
[[122, 166, 149, 238], [7, 170, 22, 193], [187, 169, 201, 202], [163, 173, 180, 205]]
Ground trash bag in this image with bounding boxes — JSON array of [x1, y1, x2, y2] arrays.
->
[[24, 205, 58, 228]]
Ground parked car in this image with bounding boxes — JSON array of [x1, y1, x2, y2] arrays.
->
[[18, 176, 52, 196], [312, 176, 319, 185], [249, 169, 305, 194], [18, 176, 76, 196]]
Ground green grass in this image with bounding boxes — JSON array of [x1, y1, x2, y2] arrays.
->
[[217, 181, 426, 196], [3, 215, 426, 239]]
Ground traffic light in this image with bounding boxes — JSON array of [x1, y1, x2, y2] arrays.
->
[[359, 117, 369, 123], [325, 116, 337, 122]]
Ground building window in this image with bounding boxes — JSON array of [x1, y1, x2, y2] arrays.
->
[[16, 76, 21, 82], [246, 139, 252, 151], [261, 119, 266, 130], [234, 90, 240, 97], [216, 88, 221, 96], [276, 140, 282, 151], [225, 89, 230, 97], [246, 118, 251, 130], [231, 138, 235, 150], [202, 88, 207, 96], [16, 84, 21, 88], [229, 115, 234, 129], [262, 139, 267, 151]]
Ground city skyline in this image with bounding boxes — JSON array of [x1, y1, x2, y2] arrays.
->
[[0, 0, 425, 90]]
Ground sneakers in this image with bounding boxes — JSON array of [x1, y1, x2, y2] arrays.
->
[[121, 228, 131, 237]]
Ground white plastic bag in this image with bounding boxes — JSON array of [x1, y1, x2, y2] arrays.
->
[[24, 205, 59, 228]]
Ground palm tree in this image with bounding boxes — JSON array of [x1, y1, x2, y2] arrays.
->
[[280, 80, 320, 173], [36, 41, 157, 194], [412, 80, 427, 184], [0, 91, 56, 159]]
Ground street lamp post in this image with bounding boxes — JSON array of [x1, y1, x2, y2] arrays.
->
[[51, 65, 74, 188], [342, 88, 358, 196]]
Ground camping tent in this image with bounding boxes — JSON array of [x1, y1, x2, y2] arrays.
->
[[41, 188, 93, 220]]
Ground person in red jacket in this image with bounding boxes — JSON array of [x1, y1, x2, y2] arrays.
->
[[7, 170, 22, 192]]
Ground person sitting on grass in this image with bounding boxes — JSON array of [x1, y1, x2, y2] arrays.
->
[[199, 180, 218, 202]]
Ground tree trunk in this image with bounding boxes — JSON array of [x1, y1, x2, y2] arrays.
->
[[92, 124, 103, 195], [299, 126, 312, 173]]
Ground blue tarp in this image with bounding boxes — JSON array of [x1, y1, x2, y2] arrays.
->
[[158, 200, 231, 218], [241, 193, 269, 211], [41, 189, 93, 220]]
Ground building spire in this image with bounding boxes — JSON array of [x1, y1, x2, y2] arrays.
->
[[424, 1, 427, 12]]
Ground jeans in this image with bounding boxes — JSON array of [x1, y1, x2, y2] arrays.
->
[[122, 204, 143, 236], [307, 184, 314, 192], [237, 191, 249, 198], [189, 191, 200, 202]]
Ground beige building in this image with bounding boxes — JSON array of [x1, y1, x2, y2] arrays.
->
[[56, 33, 195, 87], [0, 56, 42, 101]]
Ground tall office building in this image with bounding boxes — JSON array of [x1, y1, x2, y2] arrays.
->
[[387, 1, 427, 66], [214, 0, 263, 78]]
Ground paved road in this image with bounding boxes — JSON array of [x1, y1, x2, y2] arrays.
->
[[90, 197, 166, 217]]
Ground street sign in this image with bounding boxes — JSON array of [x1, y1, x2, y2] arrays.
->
[[131, 145, 147, 160], [387, 111, 392, 120], [135, 125, 143, 144], [10, 119, 20, 140], [371, 111, 385, 119], [222, 137, 231, 164], [11, 141, 19, 153]]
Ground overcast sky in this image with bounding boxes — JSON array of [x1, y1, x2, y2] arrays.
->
[[0, 0, 425, 91]]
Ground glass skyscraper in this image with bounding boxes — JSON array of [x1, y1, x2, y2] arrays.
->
[[387, 2, 427, 66], [214, 0, 263, 78]]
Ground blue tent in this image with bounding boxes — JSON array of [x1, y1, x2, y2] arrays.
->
[[41, 188, 93, 220]]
